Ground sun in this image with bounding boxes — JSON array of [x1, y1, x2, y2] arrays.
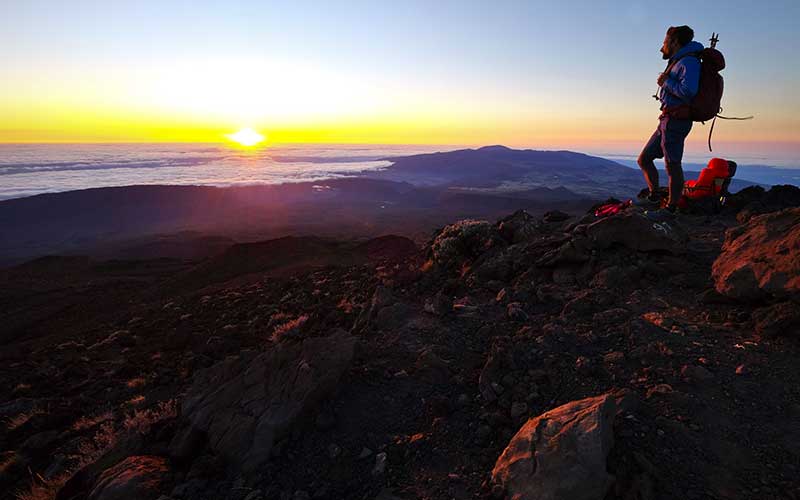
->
[[227, 127, 265, 147]]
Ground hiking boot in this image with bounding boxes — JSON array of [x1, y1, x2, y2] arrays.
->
[[632, 196, 662, 210], [645, 207, 678, 222]]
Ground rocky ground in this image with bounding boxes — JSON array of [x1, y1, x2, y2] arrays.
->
[[1, 185, 799, 500]]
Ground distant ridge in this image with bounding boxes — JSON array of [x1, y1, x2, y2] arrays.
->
[[3, 145, 770, 266]]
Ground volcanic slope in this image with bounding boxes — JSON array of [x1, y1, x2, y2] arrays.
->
[[1, 186, 799, 500]]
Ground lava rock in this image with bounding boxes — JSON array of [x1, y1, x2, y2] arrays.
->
[[88, 456, 172, 500], [507, 302, 529, 322], [498, 210, 539, 243], [585, 211, 687, 253], [712, 207, 800, 301], [181, 329, 356, 472], [753, 301, 800, 337], [492, 393, 618, 500], [680, 364, 714, 383]]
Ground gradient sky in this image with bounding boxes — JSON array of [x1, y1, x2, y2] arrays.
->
[[1, 0, 798, 159]]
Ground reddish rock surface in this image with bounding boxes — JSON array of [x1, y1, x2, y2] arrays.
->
[[88, 456, 171, 500], [712, 207, 800, 300], [492, 393, 617, 500]]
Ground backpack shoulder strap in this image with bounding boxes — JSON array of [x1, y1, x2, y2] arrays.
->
[[663, 51, 702, 74]]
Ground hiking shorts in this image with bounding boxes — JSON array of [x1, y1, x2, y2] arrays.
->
[[640, 115, 693, 165]]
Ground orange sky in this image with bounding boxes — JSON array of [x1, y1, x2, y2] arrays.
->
[[1, 1, 798, 161]]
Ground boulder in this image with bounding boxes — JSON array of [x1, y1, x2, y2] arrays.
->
[[592, 308, 631, 325], [375, 303, 411, 330], [498, 210, 539, 243], [353, 285, 395, 331], [712, 207, 800, 300], [472, 248, 516, 283], [726, 185, 800, 222], [479, 338, 513, 403], [753, 301, 800, 337], [542, 210, 571, 223], [561, 291, 599, 321], [424, 290, 452, 316], [492, 393, 617, 500], [585, 212, 687, 253], [88, 456, 171, 500], [414, 348, 451, 382], [680, 364, 714, 383], [181, 330, 356, 471], [536, 237, 591, 267], [507, 302, 529, 322], [590, 265, 641, 289]]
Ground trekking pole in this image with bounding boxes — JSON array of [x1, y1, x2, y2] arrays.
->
[[705, 32, 754, 151]]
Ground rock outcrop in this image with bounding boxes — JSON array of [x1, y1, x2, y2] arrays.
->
[[753, 301, 800, 337], [492, 393, 617, 500], [585, 211, 687, 253], [712, 207, 800, 300], [497, 210, 539, 243], [725, 185, 800, 223], [180, 329, 356, 471]]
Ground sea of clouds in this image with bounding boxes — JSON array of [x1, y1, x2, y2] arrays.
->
[[0, 144, 441, 201], [1, 143, 797, 201]]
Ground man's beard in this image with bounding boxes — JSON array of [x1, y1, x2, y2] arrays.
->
[[661, 50, 670, 60]]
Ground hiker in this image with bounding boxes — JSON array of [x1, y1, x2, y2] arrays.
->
[[636, 25, 704, 221]]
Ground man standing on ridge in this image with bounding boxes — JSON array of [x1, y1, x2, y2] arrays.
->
[[636, 25, 703, 221]]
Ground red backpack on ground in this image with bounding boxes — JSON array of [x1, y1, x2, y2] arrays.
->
[[683, 158, 737, 199], [678, 158, 738, 211]]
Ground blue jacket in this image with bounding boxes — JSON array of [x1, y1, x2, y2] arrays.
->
[[659, 40, 704, 109]]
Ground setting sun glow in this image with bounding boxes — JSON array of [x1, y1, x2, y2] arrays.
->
[[227, 128, 265, 147]]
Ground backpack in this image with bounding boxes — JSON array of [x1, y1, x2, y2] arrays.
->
[[663, 47, 725, 122], [678, 158, 738, 213], [661, 34, 752, 151], [687, 48, 725, 122], [683, 158, 737, 200], [594, 199, 632, 218]]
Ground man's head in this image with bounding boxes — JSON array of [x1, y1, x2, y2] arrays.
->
[[661, 25, 694, 59]]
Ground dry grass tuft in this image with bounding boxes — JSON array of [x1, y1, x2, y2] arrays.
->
[[6, 408, 44, 431], [16, 420, 118, 500], [71, 411, 113, 432], [270, 314, 309, 342], [13, 383, 31, 394], [13, 397, 175, 500], [14, 472, 72, 500], [125, 377, 146, 389], [0, 452, 17, 474], [269, 311, 291, 324], [123, 399, 177, 435], [126, 395, 146, 406], [78, 421, 117, 457]]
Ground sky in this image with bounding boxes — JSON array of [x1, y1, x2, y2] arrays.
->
[[1, 0, 798, 160]]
